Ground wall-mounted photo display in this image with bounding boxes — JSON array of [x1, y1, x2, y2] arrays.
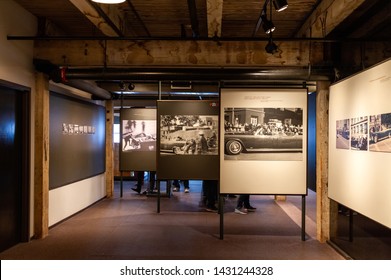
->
[[157, 100, 219, 180], [160, 115, 218, 155], [220, 88, 307, 195], [223, 107, 303, 160], [350, 116, 368, 151], [369, 112, 391, 152], [336, 119, 350, 149], [329, 58, 391, 229], [120, 108, 156, 172]]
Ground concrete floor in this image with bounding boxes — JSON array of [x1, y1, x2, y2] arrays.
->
[[0, 181, 344, 260]]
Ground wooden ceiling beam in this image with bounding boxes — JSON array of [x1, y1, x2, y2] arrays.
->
[[68, 0, 124, 37], [295, 0, 367, 38], [206, 0, 223, 38], [34, 39, 315, 67], [187, 0, 200, 37], [348, 0, 391, 38]]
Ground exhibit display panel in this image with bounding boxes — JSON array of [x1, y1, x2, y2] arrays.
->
[[120, 108, 156, 171], [49, 93, 106, 189], [329, 58, 391, 228], [157, 100, 219, 180], [220, 88, 307, 194]]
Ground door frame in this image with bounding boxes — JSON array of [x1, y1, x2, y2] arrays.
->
[[0, 79, 31, 242]]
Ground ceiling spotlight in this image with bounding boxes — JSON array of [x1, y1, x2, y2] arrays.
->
[[127, 83, 135, 91], [265, 37, 278, 54], [119, 81, 126, 91], [91, 0, 126, 4], [261, 14, 275, 34], [273, 0, 288, 12]]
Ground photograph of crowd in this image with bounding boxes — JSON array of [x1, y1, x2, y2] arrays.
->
[[336, 119, 350, 149], [160, 115, 218, 155], [350, 116, 368, 151], [122, 120, 156, 152], [223, 107, 303, 160]]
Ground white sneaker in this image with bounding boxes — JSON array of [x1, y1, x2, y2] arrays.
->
[[234, 208, 247, 215], [184, 188, 190, 193]]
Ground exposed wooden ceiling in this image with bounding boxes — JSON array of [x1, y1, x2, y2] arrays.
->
[[13, 0, 391, 40], [10, 0, 391, 99]]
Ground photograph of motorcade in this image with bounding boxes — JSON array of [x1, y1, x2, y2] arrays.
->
[[350, 116, 368, 151], [122, 120, 156, 152], [336, 119, 350, 149], [224, 107, 303, 160], [160, 115, 218, 155], [369, 112, 391, 153]]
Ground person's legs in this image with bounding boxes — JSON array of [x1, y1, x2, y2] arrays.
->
[[149, 171, 156, 192], [235, 195, 248, 214], [172, 180, 180, 191], [204, 180, 218, 211], [183, 180, 190, 193], [243, 195, 256, 211], [131, 171, 144, 193]]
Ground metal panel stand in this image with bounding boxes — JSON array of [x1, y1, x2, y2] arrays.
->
[[120, 171, 123, 198], [219, 194, 224, 240], [302, 195, 306, 241], [157, 180, 160, 213]]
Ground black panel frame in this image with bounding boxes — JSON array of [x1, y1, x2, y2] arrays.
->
[[49, 92, 106, 189], [157, 100, 219, 180], [120, 108, 157, 171]]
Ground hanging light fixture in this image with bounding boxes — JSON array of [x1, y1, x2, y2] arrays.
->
[[261, 14, 275, 34], [273, 0, 288, 12], [265, 35, 278, 54], [91, 0, 126, 4]]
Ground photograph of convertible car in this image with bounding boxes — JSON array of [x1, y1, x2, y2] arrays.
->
[[122, 120, 156, 152], [224, 107, 303, 159], [160, 115, 218, 155], [369, 113, 391, 153]]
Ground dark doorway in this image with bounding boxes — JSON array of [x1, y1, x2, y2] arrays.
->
[[0, 83, 30, 252]]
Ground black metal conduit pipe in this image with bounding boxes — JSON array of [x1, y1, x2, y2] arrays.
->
[[58, 66, 335, 82]]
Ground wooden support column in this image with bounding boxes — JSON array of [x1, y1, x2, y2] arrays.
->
[[316, 81, 338, 242], [105, 100, 114, 198], [34, 72, 50, 239], [274, 195, 286, 201]]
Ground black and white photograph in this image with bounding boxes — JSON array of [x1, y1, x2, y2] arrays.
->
[[336, 119, 350, 149], [224, 107, 303, 161], [122, 120, 156, 152], [350, 116, 368, 151], [369, 113, 391, 153], [160, 115, 218, 155], [219, 88, 307, 195]]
